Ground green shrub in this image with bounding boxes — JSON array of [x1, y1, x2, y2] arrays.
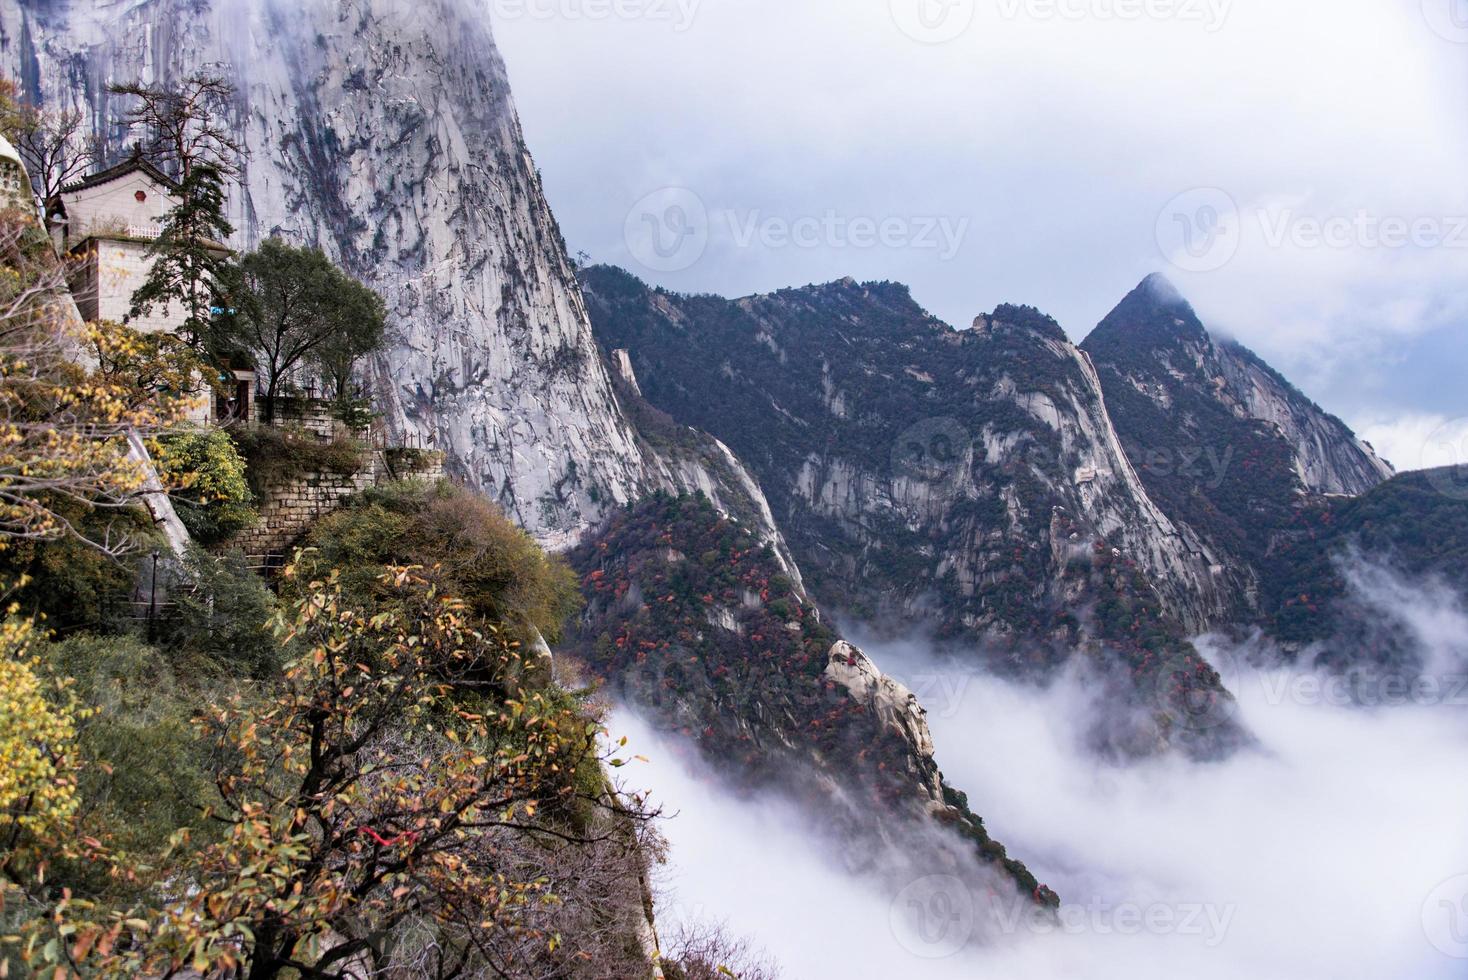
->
[[160, 547, 281, 679], [291, 482, 582, 643], [43, 633, 219, 891], [329, 395, 377, 431], [158, 428, 257, 544]]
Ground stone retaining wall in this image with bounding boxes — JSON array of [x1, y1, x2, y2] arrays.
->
[[232, 449, 448, 562], [378, 447, 447, 484], [253, 397, 359, 441], [232, 465, 375, 558]]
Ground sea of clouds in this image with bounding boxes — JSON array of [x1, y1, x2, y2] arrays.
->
[[610, 559, 1468, 979]]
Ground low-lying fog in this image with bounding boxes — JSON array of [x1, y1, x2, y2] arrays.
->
[[610, 565, 1468, 979]]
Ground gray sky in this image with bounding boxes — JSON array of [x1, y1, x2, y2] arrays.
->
[[492, 0, 1468, 471]]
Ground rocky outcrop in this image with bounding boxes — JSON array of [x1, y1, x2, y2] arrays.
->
[[824, 640, 942, 802]]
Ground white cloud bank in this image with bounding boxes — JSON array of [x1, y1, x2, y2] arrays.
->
[[1360, 414, 1468, 476], [611, 561, 1468, 978]]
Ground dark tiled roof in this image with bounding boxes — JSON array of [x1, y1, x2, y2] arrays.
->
[[59, 146, 180, 196]]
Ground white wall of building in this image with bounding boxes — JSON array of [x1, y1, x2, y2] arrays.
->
[[62, 168, 191, 335], [74, 239, 189, 334], [64, 171, 176, 241]]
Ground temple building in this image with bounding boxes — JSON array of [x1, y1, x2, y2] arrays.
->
[[50, 149, 252, 421], [49, 147, 194, 333]]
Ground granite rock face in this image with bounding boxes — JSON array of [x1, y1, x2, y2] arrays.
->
[[1081, 274, 1395, 608], [582, 266, 1237, 643], [4, 0, 660, 549]]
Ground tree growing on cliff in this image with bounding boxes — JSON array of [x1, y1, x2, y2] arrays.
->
[[220, 238, 387, 419], [112, 72, 244, 344], [12, 101, 100, 213], [109, 70, 242, 182]]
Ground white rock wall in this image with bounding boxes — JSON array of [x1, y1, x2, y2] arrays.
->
[[3, 0, 658, 549]]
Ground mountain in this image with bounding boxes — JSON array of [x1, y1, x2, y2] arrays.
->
[[582, 266, 1245, 757], [565, 493, 1058, 907], [4, 0, 663, 549], [2, 0, 1050, 925], [1080, 274, 1394, 610], [1260, 467, 1468, 663], [582, 267, 1233, 635]]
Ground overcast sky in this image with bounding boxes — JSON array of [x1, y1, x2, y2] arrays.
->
[[491, 0, 1468, 471]]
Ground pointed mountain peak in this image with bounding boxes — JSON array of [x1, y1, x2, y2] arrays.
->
[[1121, 272, 1200, 320], [1082, 273, 1210, 357], [1140, 271, 1185, 305]]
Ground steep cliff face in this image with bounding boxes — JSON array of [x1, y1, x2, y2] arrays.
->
[[1081, 274, 1394, 606], [1211, 341, 1394, 496], [1, 0, 656, 549], [582, 266, 1234, 643], [566, 494, 1059, 906]]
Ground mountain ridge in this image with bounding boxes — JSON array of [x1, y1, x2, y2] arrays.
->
[[1080, 272, 1395, 619], [582, 263, 1248, 758]]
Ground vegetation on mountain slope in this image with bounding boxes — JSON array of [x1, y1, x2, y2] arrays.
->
[[565, 492, 1059, 906], [1, 477, 682, 977], [1260, 468, 1468, 661]]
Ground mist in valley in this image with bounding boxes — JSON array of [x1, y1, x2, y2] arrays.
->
[[611, 558, 1468, 979]]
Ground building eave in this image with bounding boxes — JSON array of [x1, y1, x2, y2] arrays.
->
[[58, 149, 181, 197]]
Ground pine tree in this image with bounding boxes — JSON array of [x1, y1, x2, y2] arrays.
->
[[129, 161, 234, 344]]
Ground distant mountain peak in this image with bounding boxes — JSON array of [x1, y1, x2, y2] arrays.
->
[[1085, 274, 1210, 356], [1140, 270, 1184, 303], [1081, 273, 1394, 570]]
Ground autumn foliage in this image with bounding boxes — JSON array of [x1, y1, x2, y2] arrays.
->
[[3, 564, 657, 978]]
